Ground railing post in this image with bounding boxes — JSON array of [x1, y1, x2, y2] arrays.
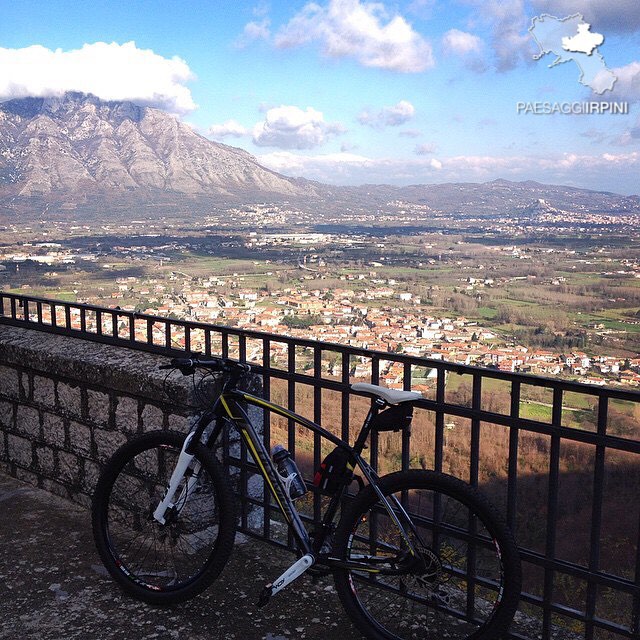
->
[[542, 387, 563, 640]]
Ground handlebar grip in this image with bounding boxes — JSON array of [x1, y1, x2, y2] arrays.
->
[[170, 357, 195, 367]]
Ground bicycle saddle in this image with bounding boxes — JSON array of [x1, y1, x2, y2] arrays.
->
[[351, 383, 422, 405]]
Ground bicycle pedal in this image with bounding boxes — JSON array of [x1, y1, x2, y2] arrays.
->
[[257, 583, 273, 608]]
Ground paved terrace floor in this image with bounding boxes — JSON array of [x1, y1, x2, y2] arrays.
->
[[0, 473, 363, 640]]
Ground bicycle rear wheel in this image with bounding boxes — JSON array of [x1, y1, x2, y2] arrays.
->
[[92, 430, 236, 605], [332, 470, 521, 640]]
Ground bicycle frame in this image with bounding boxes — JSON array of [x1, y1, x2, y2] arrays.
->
[[94, 360, 521, 637], [154, 377, 422, 576]]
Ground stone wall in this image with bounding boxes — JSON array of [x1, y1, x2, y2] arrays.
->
[[0, 324, 262, 512]]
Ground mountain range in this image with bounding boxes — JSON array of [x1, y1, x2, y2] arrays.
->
[[1, 92, 638, 219], [0, 92, 315, 201]]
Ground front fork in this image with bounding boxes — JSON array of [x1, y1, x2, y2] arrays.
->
[[153, 431, 201, 524]]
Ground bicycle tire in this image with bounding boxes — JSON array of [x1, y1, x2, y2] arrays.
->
[[332, 470, 521, 640], [92, 430, 236, 605]]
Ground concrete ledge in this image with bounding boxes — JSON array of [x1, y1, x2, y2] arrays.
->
[[0, 324, 190, 402], [0, 325, 260, 509]]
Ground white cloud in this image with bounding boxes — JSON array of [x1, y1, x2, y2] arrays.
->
[[0, 42, 196, 114], [441, 29, 487, 71], [258, 151, 446, 183], [609, 61, 640, 103], [259, 150, 373, 174], [252, 1, 270, 18], [274, 0, 434, 73], [465, 0, 535, 71], [257, 150, 640, 193], [615, 116, 640, 146], [531, 0, 640, 34], [252, 105, 345, 149], [236, 19, 271, 47], [209, 120, 249, 139], [358, 100, 415, 128], [415, 142, 438, 155], [399, 129, 422, 138], [442, 29, 483, 55]]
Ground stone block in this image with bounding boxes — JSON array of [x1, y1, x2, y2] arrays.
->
[[42, 478, 70, 501], [35, 445, 56, 475], [73, 492, 92, 509], [95, 428, 127, 462], [247, 504, 265, 532], [247, 473, 264, 501], [42, 413, 66, 448], [141, 403, 164, 431], [7, 434, 33, 468], [0, 366, 21, 399], [58, 450, 80, 485], [16, 405, 41, 439], [69, 421, 93, 458], [32, 375, 56, 408], [15, 467, 40, 488], [88, 390, 111, 426], [0, 432, 6, 461], [57, 382, 82, 417], [115, 396, 139, 434], [0, 401, 14, 429], [83, 459, 102, 494], [168, 413, 188, 432]]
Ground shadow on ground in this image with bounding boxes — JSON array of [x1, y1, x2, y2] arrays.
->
[[0, 473, 363, 640]]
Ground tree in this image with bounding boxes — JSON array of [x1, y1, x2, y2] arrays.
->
[[281, 314, 321, 329]]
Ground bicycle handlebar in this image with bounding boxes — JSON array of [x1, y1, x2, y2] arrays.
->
[[159, 357, 251, 375]]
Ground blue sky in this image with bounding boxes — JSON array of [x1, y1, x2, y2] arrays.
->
[[1, 0, 639, 194]]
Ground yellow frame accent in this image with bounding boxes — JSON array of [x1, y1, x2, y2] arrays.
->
[[220, 393, 291, 523]]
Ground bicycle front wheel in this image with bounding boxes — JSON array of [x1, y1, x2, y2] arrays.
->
[[92, 430, 236, 605], [333, 470, 521, 640]]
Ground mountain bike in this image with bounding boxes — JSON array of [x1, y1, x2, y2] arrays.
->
[[92, 356, 521, 640]]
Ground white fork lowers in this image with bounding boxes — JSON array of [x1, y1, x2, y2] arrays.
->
[[153, 432, 200, 525]]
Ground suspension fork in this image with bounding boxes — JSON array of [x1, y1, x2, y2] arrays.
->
[[152, 402, 222, 525], [153, 431, 201, 524], [152, 368, 246, 525]]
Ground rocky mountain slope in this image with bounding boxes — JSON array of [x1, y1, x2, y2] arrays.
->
[[1, 93, 638, 219], [0, 92, 314, 200]]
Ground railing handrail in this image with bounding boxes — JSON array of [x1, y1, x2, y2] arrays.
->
[[2, 291, 640, 402]]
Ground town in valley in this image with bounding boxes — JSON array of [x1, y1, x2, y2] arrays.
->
[[2, 197, 639, 390]]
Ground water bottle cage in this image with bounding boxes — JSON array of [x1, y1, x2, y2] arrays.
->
[[279, 470, 295, 495], [277, 470, 305, 500]]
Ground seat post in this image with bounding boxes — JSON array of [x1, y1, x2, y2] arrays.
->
[[353, 397, 385, 455]]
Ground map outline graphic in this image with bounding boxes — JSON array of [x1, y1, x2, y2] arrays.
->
[[529, 13, 617, 95]]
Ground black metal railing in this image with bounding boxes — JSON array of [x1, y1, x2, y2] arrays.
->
[[1, 292, 639, 640]]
